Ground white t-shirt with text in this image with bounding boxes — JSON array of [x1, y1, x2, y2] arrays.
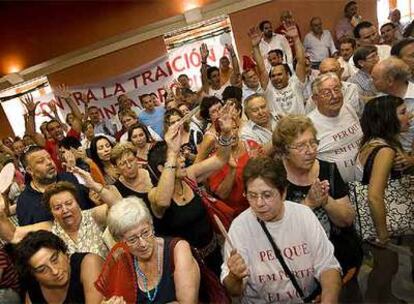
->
[[220, 202, 340, 303], [308, 104, 363, 182]]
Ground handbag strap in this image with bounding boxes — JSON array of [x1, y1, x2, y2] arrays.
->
[[257, 218, 306, 299], [328, 162, 335, 197], [362, 145, 392, 184], [183, 176, 204, 198]]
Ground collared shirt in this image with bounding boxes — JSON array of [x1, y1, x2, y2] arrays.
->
[[240, 114, 279, 145], [348, 69, 378, 99], [304, 30, 337, 63], [259, 34, 293, 71], [242, 84, 263, 102], [402, 81, 414, 151], [348, 44, 391, 72]]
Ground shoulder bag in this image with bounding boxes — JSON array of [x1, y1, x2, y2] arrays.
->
[[348, 145, 414, 240]]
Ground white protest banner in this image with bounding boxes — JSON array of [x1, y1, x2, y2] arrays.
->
[[0, 31, 235, 137]]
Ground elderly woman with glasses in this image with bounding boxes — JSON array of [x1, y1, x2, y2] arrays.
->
[[273, 115, 355, 234], [221, 156, 342, 302], [104, 196, 200, 303], [272, 115, 360, 300]]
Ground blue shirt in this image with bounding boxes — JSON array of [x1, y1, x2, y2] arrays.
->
[[16, 172, 95, 226], [138, 106, 166, 138]]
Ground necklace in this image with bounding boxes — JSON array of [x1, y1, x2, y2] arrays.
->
[[133, 240, 162, 302], [176, 181, 186, 200]]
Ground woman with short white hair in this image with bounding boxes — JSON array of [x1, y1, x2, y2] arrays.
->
[[104, 196, 200, 303]]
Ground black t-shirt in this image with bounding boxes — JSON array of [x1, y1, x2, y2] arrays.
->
[[16, 172, 95, 226], [285, 160, 349, 234]]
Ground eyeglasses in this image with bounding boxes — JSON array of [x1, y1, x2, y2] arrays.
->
[[288, 139, 319, 153], [318, 87, 342, 99], [245, 190, 277, 203], [124, 228, 153, 246]]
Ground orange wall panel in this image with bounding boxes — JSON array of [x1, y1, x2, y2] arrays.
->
[[48, 37, 167, 87], [230, 0, 377, 60]]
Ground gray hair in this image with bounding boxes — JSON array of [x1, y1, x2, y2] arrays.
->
[[311, 72, 341, 95], [107, 196, 153, 241], [382, 57, 411, 82]]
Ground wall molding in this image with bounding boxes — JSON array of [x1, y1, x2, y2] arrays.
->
[[0, 0, 270, 91]]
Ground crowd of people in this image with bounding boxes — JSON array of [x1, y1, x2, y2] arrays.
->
[[0, 1, 413, 303]]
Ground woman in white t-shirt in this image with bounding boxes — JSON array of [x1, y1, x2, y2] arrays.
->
[[221, 156, 342, 303]]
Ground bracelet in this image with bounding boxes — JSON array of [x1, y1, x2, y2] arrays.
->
[[218, 135, 236, 147], [164, 163, 177, 169], [97, 184, 105, 195]]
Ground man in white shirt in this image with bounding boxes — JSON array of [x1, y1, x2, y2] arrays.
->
[[371, 57, 414, 156], [258, 20, 293, 71], [337, 37, 357, 81], [304, 17, 337, 69], [200, 43, 241, 98], [249, 25, 307, 115], [240, 94, 279, 145], [380, 22, 400, 46], [308, 73, 363, 182], [242, 69, 263, 102], [305, 58, 362, 116], [352, 21, 391, 61]]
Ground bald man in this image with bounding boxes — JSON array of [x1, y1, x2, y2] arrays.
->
[[372, 57, 414, 153], [305, 58, 362, 116]]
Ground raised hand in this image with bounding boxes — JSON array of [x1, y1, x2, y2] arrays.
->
[[67, 165, 96, 189], [164, 121, 183, 154], [200, 43, 209, 62], [54, 84, 71, 99], [217, 103, 236, 137], [61, 150, 77, 171], [227, 249, 249, 280], [282, 22, 299, 39], [48, 100, 58, 113], [20, 93, 39, 114], [247, 27, 262, 47]]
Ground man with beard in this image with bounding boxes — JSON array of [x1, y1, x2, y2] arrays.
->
[[16, 146, 95, 225], [258, 20, 292, 71]]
